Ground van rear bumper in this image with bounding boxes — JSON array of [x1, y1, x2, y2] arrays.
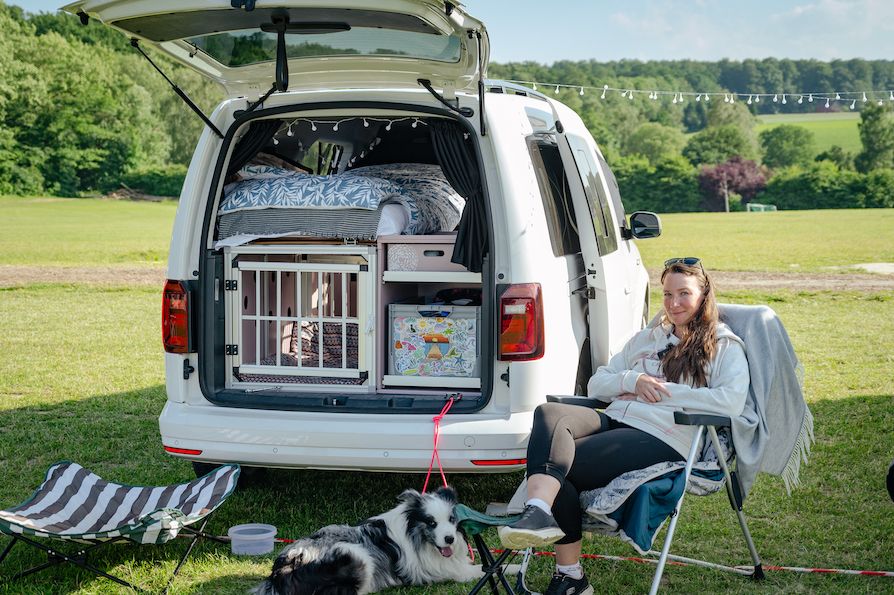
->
[[159, 401, 531, 472]]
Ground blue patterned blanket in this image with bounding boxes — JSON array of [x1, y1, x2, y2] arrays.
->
[[217, 163, 465, 242]]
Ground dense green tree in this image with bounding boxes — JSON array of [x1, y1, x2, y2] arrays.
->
[[815, 145, 855, 170], [758, 161, 863, 209], [622, 122, 686, 164], [855, 103, 894, 173], [760, 125, 816, 169], [612, 154, 700, 212], [683, 125, 759, 166]]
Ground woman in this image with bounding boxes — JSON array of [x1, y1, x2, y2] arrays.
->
[[498, 258, 750, 595]]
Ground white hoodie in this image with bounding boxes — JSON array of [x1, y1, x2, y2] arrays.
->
[[587, 318, 749, 458]]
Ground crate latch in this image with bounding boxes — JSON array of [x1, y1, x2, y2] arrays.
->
[[225, 344, 239, 355]]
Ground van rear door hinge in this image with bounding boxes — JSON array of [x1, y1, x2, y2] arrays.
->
[[224, 279, 238, 291], [225, 344, 239, 356]]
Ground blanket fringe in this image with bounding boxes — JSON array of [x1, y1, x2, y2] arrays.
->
[[781, 407, 815, 494]]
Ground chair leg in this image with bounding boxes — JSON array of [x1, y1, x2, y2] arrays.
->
[[707, 427, 764, 580], [161, 515, 214, 595], [468, 534, 516, 595], [513, 548, 537, 595], [0, 536, 18, 565], [648, 426, 705, 595], [5, 534, 142, 591]]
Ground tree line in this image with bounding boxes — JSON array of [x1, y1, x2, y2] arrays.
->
[[1, 4, 892, 211]]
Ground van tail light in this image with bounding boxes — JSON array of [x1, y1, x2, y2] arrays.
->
[[162, 279, 192, 353], [471, 458, 527, 466], [498, 283, 544, 361]]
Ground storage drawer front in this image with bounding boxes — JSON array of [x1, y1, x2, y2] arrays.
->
[[388, 305, 480, 379], [386, 243, 467, 273]]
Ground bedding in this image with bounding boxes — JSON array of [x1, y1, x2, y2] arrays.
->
[[215, 163, 464, 246]]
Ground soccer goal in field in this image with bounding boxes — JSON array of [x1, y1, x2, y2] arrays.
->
[[746, 202, 778, 212]]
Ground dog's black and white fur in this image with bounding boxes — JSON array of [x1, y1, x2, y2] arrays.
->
[[254, 486, 486, 594]]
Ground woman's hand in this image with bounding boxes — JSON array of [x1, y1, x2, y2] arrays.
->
[[634, 375, 671, 403]]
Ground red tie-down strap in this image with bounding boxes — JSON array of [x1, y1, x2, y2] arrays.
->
[[422, 396, 458, 494]]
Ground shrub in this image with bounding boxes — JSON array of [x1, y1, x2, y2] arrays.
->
[[613, 154, 701, 213], [760, 125, 815, 169], [120, 165, 187, 197]]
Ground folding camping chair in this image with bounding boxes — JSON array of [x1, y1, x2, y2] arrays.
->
[[0, 461, 240, 593], [498, 303, 810, 594]]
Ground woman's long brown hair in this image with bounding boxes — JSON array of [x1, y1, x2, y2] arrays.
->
[[660, 262, 718, 388]]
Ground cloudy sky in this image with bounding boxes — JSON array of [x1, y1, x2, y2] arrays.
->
[[14, 0, 894, 64]]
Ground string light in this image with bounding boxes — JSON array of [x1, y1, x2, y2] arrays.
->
[[270, 116, 428, 145], [498, 79, 893, 110]]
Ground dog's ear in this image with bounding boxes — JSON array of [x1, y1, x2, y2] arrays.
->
[[433, 485, 457, 505], [397, 489, 422, 505]]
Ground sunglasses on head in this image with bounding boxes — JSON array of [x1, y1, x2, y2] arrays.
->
[[664, 257, 703, 269]]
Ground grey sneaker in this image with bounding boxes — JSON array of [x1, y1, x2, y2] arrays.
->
[[497, 505, 565, 549], [544, 572, 593, 595]]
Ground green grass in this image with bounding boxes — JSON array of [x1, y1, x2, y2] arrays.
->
[[1, 201, 893, 593], [755, 112, 862, 154], [0, 196, 177, 267], [0, 284, 892, 593], [636, 209, 894, 273]]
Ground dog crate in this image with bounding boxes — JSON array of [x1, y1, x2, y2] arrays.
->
[[223, 245, 376, 391]]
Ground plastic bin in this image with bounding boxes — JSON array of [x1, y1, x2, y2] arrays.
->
[[388, 304, 480, 378], [228, 523, 277, 555]]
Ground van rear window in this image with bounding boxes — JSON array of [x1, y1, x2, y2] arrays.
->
[[527, 136, 581, 258], [187, 28, 461, 68]]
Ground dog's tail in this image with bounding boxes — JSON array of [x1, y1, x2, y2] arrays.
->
[[253, 549, 365, 595]]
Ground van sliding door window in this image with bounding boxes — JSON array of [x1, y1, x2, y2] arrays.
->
[[527, 135, 581, 257], [566, 135, 618, 255]]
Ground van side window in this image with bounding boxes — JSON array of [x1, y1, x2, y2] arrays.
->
[[527, 135, 581, 257], [596, 152, 626, 234], [566, 135, 618, 255]]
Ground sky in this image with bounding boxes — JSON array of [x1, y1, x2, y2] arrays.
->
[[12, 0, 894, 64]]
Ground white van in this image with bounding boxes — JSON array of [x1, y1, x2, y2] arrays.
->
[[66, 0, 661, 476]]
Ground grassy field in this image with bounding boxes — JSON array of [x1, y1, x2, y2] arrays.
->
[[755, 112, 862, 155], [636, 208, 894, 273], [1, 200, 893, 594]]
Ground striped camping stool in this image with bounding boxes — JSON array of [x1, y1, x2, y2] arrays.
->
[[0, 461, 240, 592]]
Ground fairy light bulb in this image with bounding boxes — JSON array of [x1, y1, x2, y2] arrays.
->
[[579, 86, 584, 96], [360, 151, 365, 158], [730, 93, 735, 103], [773, 94, 779, 102], [724, 93, 730, 103], [412, 119, 418, 128], [879, 99, 884, 106], [628, 90, 634, 100], [825, 97, 831, 108], [808, 93, 814, 103], [621, 90, 628, 98], [375, 137, 381, 145], [835, 93, 841, 100], [363, 118, 369, 127], [755, 95, 760, 103], [286, 124, 293, 136], [554, 85, 560, 94], [704, 94, 710, 102], [672, 93, 678, 104], [890, 91, 894, 101], [272, 137, 279, 145], [696, 94, 702, 102], [311, 122, 317, 131], [862, 92, 868, 103], [782, 94, 787, 105], [797, 95, 803, 104], [385, 121, 392, 132], [601, 84, 608, 99], [532, 82, 537, 90], [678, 92, 684, 103], [850, 99, 857, 110], [747, 94, 753, 105], [333, 122, 339, 131]]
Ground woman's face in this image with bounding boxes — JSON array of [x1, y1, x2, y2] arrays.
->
[[663, 272, 705, 327]]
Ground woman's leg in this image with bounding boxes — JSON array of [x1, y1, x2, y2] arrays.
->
[[524, 402, 606, 505]]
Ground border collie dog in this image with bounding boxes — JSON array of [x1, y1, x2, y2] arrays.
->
[[254, 486, 485, 594]]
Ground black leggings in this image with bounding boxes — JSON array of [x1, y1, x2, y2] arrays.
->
[[526, 402, 684, 544]]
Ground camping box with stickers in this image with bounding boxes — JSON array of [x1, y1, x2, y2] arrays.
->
[[68, 0, 662, 475]]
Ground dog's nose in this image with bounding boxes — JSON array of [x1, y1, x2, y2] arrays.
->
[[445, 535, 454, 544]]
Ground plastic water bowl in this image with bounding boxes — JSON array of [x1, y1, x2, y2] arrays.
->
[[228, 523, 277, 555]]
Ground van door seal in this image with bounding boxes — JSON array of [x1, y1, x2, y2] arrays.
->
[[473, 30, 487, 136], [129, 39, 224, 139]]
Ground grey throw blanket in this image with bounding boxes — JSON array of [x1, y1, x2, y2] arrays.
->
[[717, 303, 814, 496]]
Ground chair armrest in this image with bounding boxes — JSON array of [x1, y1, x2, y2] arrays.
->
[[546, 395, 611, 409], [673, 411, 731, 427]]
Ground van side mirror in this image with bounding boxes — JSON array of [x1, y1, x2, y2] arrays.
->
[[629, 211, 662, 239]]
